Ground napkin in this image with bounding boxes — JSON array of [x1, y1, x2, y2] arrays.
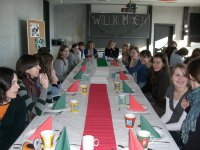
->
[[120, 70, 129, 80], [28, 116, 52, 141], [66, 80, 79, 92], [52, 93, 66, 110], [129, 95, 146, 112], [55, 127, 70, 150], [122, 81, 134, 93], [73, 71, 83, 80], [129, 129, 143, 150], [116, 70, 128, 74], [80, 64, 87, 72], [97, 58, 108, 67], [82, 59, 87, 65], [140, 115, 161, 138], [112, 60, 119, 66]]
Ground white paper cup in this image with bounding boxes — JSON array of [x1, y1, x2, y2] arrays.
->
[[40, 130, 54, 149]]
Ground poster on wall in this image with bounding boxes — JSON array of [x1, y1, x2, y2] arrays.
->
[[35, 37, 46, 50], [27, 19, 45, 54], [30, 23, 40, 37]]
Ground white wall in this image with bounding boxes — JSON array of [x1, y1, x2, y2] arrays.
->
[[51, 4, 87, 58], [150, 6, 184, 53], [0, 0, 43, 69]]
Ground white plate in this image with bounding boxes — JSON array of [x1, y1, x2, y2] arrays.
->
[[44, 103, 69, 113], [65, 91, 79, 95], [70, 145, 80, 150]]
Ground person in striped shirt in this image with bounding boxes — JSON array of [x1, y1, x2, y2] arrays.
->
[[16, 54, 52, 123]]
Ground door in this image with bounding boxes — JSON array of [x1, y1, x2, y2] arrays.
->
[[153, 24, 175, 55]]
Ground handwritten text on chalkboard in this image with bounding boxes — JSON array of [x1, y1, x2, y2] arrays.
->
[[91, 14, 149, 26], [89, 13, 150, 37]]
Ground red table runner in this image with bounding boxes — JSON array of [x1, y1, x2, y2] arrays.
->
[[81, 84, 117, 150]]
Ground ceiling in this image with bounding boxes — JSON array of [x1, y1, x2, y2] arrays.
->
[[48, 0, 200, 7]]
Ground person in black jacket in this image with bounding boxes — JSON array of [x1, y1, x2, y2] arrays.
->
[[181, 57, 200, 150], [104, 40, 119, 59], [142, 53, 170, 116], [0, 67, 26, 150]]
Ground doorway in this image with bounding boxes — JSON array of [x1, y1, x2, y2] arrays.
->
[[153, 24, 175, 55]]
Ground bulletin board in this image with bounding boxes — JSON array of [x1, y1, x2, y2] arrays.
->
[[27, 19, 46, 54]]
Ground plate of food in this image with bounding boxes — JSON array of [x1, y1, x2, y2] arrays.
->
[[44, 103, 69, 113]]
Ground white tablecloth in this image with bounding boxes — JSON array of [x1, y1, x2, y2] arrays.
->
[[10, 59, 179, 150]]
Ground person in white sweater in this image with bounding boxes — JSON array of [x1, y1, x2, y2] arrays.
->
[[161, 63, 190, 148]]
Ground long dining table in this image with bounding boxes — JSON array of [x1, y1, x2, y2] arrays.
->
[[10, 58, 179, 150]]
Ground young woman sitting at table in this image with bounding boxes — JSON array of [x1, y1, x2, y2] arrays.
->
[[181, 57, 200, 150], [68, 43, 81, 71], [104, 40, 119, 59], [140, 50, 152, 69], [121, 43, 130, 69], [128, 46, 148, 88], [54, 45, 70, 82], [36, 53, 60, 96], [161, 64, 190, 149], [0, 67, 26, 150], [16, 54, 52, 123], [143, 53, 171, 116], [84, 40, 98, 58]]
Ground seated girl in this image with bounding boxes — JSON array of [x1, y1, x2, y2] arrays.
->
[[0, 67, 26, 150], [16, 54, 52, 123], [84, 41, 98, 58], [104, 40, 119, 59], [161, 64, 190, 148], [36, 52, 60, 96], [143, 53, 170, 116], [181, 57, 200, 150], [54, 45, 70, 82], [128, 46, 148, 88]]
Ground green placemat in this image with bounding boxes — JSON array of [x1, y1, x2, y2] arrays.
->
[[82, 59, 87, 65], [55, 127, 70, 150], [122, 80, 134, 93], [73, 71, 83, 80], [97, 58, 108, 67], [140, 115, 161, 138], [52, 93, 66, 110]]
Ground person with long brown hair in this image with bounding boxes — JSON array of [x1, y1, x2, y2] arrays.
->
[[161, 64, 190, 148], [16, 54, 51, 122], [54, 45, 70, 82], [143, 53, 171, 116], [181, 57, 200, 150], [0, 67, 26, 150], [36, 53, 60, 95]]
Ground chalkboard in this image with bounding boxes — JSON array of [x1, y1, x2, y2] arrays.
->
[[89, 13, 150, 48]]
